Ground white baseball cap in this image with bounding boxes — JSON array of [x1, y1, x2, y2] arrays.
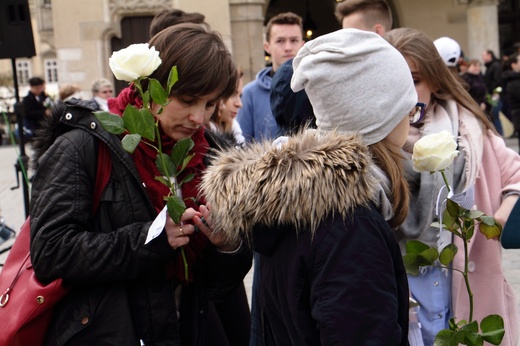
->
[[434, 37, 461, 67]]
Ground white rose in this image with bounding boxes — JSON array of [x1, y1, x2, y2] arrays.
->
[[412, 130, 459, 173], [109, 43, 162, 82]]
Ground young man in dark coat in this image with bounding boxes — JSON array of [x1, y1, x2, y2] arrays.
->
[[21, 76, 50, 140]]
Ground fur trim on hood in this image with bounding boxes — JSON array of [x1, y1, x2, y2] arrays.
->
[[199, 130, 377, 243]]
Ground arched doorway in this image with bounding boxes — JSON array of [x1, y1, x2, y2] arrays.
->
[[263, 0, 400, 41], [264, 0, 340, 41], [110, 16, 154, 93]]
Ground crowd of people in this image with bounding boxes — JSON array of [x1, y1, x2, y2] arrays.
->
[[434, 35, 520, 151], [19, 0, 520, 345]]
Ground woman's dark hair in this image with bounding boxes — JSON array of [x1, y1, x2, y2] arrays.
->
[[147, 23, 237, 101], [149, 9, 206, 38]]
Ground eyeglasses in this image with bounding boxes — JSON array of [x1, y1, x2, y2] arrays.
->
[[409, 102, 426, 124], [100, 90, 113, 94]]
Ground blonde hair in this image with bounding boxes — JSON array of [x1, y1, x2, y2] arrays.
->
[[91, 78, 113, 94], [59, 83, 81, 101], [369, 139, 409, 228]]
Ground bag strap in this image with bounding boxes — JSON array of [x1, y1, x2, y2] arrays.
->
[[0, 141, 112, 306], [92, 141, 111, 214]]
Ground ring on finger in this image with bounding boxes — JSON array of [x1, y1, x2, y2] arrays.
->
[[179, 226, 184, 236]]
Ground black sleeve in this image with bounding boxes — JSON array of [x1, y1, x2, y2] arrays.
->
[[22, 94, 46, 122], [30, 133, 174, 284], [270, 60, 315, 135], [202, 241, 253, 301]]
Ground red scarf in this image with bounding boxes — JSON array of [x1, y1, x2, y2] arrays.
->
[[108, 86, 209, 284]]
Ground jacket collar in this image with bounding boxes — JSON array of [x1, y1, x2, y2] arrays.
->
[[200, 130, 377, 243]]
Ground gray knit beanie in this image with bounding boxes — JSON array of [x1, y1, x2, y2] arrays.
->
[[291, 28, 417, 145]]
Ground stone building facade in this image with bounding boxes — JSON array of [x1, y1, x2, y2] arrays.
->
[[0, 0, 515, 110]]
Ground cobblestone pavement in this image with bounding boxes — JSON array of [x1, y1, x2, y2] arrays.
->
[[1, 138, 519, 341]]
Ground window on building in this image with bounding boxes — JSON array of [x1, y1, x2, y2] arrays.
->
[[16, 59, 31, 85], [44, 59, 58, 83], [43, 0, 51, 5]]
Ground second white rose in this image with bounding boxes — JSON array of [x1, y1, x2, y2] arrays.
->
[[109, 43, 162, 82], [412, 130, 459, 173]]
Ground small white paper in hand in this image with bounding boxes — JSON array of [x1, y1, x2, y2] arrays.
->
[[145, 205, 168, 244]]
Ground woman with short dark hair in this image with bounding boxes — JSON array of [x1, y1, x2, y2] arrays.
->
[[29, 23, 252, 345]]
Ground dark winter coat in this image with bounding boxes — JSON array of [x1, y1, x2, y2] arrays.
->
[[22, 91, 48, 135], [461, 72, 487, 106], [484, 59, 502, 94], [502, 70, 520, 111], [29, 99, 252, 346], [200, 131, 409, 345], [270, 58, 315, 135]]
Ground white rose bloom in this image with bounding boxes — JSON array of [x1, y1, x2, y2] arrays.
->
[[412, 130, 459, 173], [109, 43, 162, 82]]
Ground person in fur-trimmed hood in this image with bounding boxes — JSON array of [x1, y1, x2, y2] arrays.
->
[[200, 28, 419, 345]]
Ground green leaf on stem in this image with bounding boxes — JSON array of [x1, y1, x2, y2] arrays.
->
[[448, 317, 459, 330], [446, 198, 461, 217], [171, 138, 195, 170], [447, 227, 463, 238], [403, 247, 438, 276], [480, 314, 505, 345], [442, 208, 457, 230], [439, 244, 458, 266], [123, 105, 155, 140], [142, 90, 150, 109], [133, 78, 143, 96], [403, 254, 420, 276], [416, 248, 438, 265], [167, 66, 178, 94], [479, 222, 502, 240], [461, 320, 479, 333], [466, 221, 475, 240], [405, 240, 430, 254], [453, 330, 467, 345], [453, 321, 481, 346], [180, 154, 194, 172], [121, 134, 141, 153], [464, 218, 474, 231], [149, 78, 168, 106], [94, 111, 125, 134], [154, 175, 170, 188], [464, 210, 485, 220], [480, 215, 497, 226], [434, 329, 456, 346], [156, 152, 176, 177], [179, 173, 195, 187], [167, 195, 186, 224], [462, 332, 483, 346]]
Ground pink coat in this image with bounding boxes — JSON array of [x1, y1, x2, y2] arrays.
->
[[452, 131, 520, 346]]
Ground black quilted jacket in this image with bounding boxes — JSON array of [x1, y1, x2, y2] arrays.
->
[[29, 99, 252, 346]]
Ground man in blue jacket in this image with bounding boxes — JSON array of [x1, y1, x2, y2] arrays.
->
[[237, 12, 304, 143]]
